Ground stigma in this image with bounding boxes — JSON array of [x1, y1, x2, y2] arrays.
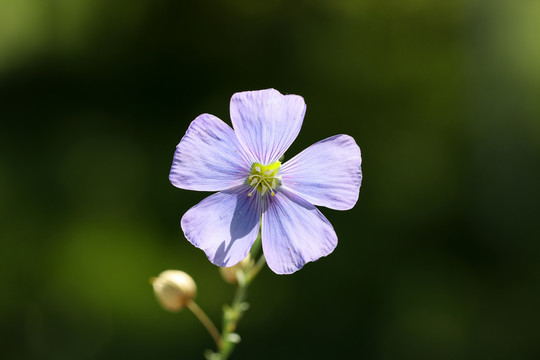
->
[[247, 161, 282, 197]]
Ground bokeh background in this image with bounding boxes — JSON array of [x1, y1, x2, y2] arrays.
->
[[1, 0, 539, 359]]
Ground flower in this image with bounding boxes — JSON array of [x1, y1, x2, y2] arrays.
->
[[170, 89, 362, 274]]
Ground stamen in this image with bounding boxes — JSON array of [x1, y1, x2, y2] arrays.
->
[[248, 186, 257, 197], [246, 161, 281, 197]]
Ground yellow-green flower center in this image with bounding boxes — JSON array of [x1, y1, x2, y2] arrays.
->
[[247, 161, 281, 197]]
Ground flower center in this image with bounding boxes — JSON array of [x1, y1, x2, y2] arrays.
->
[[247, 161, 281, 197]]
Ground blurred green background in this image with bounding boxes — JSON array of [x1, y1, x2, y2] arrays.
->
[[1, 0, 539, 359]]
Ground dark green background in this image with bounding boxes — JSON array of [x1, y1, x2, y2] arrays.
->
[[1, 1, 539, 359]]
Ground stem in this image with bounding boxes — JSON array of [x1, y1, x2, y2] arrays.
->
[[249, 231, 262, 258], [248, 254, 266, 283], [187, 300, 222, 348], [218, 241, 266, 360]]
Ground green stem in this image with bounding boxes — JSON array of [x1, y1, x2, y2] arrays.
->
[[187, 301, 222, 348], [217, 238, 266, 360], [248, 254, 266, 283]]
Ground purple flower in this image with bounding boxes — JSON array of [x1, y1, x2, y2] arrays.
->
[[170, 89, 362, 274]]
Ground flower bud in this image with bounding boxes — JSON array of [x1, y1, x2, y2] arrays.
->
[[219, 254, 251, 284], [152, 270, 197, 312]]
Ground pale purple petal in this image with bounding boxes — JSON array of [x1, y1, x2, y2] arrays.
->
[[230, 89, 306, 164], [181, 186, 262, 267], [261, 189, 337, 274], [169, 114, 252, 191], [281, 135, 362, 211]]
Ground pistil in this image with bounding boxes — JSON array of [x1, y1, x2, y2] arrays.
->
[[247, 161, 281, 197]]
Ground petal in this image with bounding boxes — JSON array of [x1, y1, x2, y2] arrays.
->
[[181, 186, 262, 267], [281, 135, 362, 211], [261, 189, 337, 274], [170, 114, 251, 191], [230, 89, 306, 165]]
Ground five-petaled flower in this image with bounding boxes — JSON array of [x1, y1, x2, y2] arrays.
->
[[170, 89, 362, 274]]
